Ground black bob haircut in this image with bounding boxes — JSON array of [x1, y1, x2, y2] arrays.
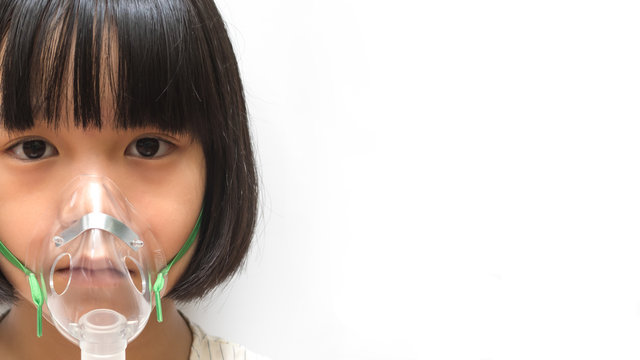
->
[[0, 0, 258, 302]]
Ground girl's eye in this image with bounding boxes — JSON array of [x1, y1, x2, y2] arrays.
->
[[125, 137, 174, 158], [7, 139, 58, 160]]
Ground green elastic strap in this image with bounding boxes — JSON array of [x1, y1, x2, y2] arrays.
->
[[152, 209, 202, 323], [0, 240, 45, 337]]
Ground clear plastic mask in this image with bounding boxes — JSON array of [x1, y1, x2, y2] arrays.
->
[[25, 175, 167, 358]]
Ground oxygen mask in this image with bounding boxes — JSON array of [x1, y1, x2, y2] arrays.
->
[[27, 175, 167, 359]]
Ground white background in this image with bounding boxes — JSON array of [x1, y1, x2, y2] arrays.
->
[[0, 1, 637, 359], [178, 0, 640, 359]]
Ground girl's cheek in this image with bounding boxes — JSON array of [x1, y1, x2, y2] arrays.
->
[[124, 147, 206, 262], [0, 186, 54, 255], [0, 207, 49, 301]]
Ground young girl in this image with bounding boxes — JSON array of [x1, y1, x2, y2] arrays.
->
[[0, 0, 262, 359]]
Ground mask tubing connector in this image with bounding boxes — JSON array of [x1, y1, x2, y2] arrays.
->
[[79, 309, 127, 360]]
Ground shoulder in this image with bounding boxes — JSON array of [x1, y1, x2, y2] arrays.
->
[[185, 316, 271, 360]]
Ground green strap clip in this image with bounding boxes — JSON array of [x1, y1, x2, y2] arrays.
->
[[0, 239, 45, 337], [152, 209, 202, 323]]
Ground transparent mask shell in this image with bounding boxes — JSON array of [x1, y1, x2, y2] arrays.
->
[[27, 175, 167, 345]]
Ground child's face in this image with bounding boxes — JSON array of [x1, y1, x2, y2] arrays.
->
[[0, 118, 206, 302]]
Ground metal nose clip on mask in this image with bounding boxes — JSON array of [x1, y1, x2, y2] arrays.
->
[[29, 175, 167, 360]]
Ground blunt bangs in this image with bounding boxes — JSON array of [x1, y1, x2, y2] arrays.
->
[[0, 0, 226, 136], [0, 0, 258, 303]]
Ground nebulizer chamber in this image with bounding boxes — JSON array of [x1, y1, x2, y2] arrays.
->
[[27, 175, 167, 360]]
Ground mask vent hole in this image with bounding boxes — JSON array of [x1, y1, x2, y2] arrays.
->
[[124, 256, 144, 294], [51, 253, 72, 296]]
